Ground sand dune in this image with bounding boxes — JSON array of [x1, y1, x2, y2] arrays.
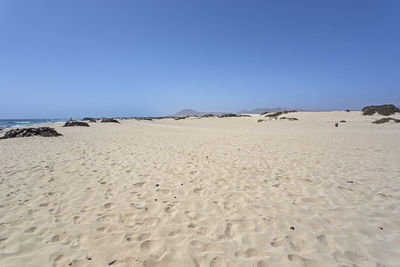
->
[[0, 111, 399, 266]]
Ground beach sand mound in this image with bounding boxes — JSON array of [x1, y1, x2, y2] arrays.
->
[[1, 112, 400, 266]]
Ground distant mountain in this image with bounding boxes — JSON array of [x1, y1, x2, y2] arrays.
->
[[238, 107, 295, 114], [172, 109, 226, 117]]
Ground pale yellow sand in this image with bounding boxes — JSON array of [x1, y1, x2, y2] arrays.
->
[[1, 111, 400, 266]]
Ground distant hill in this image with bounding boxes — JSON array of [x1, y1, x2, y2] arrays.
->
[[172, 109, 226, 117]]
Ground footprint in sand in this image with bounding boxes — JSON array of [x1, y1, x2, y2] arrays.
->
[[103, 203, 115, 209], [184, 210, 200, 220], [135, 232, 151, 241], [333, 250, 369, 264], [140, 240, 166, 258], [164, 204, 175, 214], [24, 226, 37, 233], [51, 232, 69, 243], [52, 254, 64, 266], [210, 256, 227, 267], [133, 182, 146, 188], [96, 226, 112, 233], [288, 254, 321, 267], [235, 248, 269, 258], [271, 235, 306, 252], [73, 216, 82, 224], [168, 229, 181, 237], [187, 223, 208, 235], [190, 240, 224, 253]]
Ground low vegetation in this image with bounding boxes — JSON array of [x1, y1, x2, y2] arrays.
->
[[372, 117, 400, 124], [265, 112, 283, 118], [280, 117, 298, 121], [202, 114, 215, 118], [101, 118, 120, 123], [220, 113, 239, 118], [264, 110, 297, 118]]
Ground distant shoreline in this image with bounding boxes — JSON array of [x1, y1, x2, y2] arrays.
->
[[0, 119, 67, 130]]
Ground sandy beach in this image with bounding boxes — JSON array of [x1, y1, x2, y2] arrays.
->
[[1, 111, 400, 266]]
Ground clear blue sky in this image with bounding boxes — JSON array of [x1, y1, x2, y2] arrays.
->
[[1, 0, 399, 118]]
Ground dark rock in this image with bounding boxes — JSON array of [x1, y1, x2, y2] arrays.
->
[[156, 184, 159, 187], [1, 127, 62, 139], [63, 120, 89, 127], [372, 117, 400, 124], [345, 109, 350, 112], [135, 117, 153, 121], [82, 117, 97, 122], [379, 227, 383, 230], [362, 104, 400, 116], [290, 226, 295, 230], [346, 180, 354, 183], [340, 120, 346, 123], [335, 122, 338, 127], [280, 117, 298, 121], [257, 119, 264, 123], [101, 118, 120, 123]]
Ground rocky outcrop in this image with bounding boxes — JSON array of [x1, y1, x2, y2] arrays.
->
[[1, 127, 62, 139], [63, 120, 89, 127], [101, 118, 120, 123], [362, 105, 400, 116], [82, 117, 97, 122]]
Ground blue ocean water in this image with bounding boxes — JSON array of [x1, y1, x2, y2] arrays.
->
[[0, 119, 66, 129]]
